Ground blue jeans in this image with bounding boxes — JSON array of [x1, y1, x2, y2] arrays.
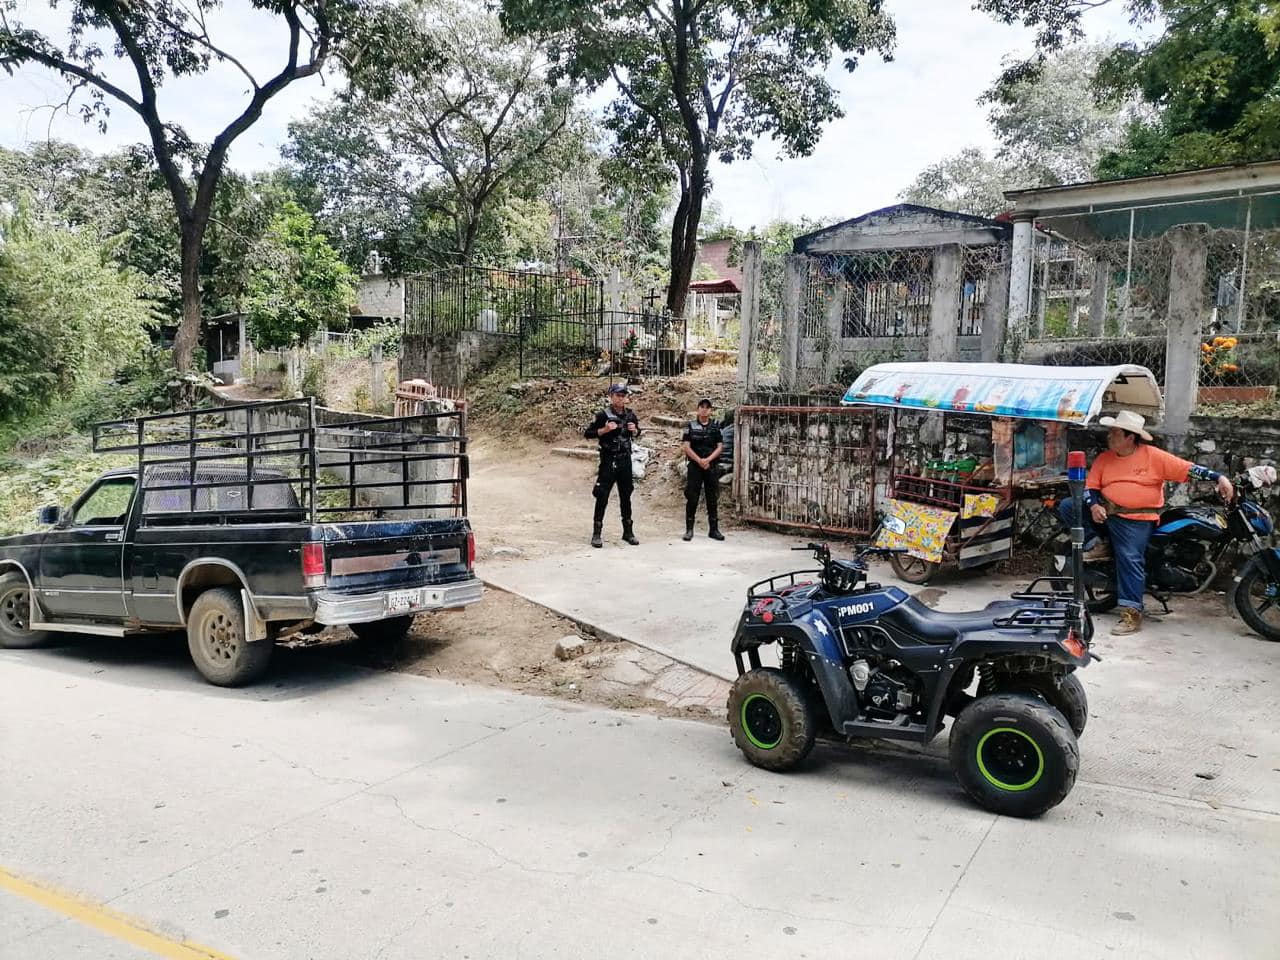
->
[[1058, 498, 1156, 611]]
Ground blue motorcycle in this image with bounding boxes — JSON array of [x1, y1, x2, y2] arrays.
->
[[728, 543, 1093, 818], [1051, 467, 1279, 640]]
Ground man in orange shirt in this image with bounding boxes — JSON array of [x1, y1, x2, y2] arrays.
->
[[1058, 411, 1233, 635]]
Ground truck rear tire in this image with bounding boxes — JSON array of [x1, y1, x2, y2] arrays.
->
[[0, 572, 49, 649], [350, 615, 416, 644], [187, 587, 274, 687]]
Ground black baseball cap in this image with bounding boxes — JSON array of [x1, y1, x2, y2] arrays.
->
[[608, 383, 630, 395], [697, 397, 714, 408]]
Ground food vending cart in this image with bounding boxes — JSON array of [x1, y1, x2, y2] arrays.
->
[[841, 361, 1164, 584]]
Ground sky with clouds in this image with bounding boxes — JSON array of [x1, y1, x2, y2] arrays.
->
[[0, 0, 1144, 229]]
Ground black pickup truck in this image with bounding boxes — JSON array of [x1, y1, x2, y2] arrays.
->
[[0, 399, 482, 686]]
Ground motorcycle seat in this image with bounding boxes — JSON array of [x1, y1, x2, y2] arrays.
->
[[879, 597, 1025, 644]]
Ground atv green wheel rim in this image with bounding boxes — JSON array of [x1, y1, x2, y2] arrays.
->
[[740, 693, 784, 750], [976, 727, 1045, 792]]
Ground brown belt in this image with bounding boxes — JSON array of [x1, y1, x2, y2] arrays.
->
[[1102, 497, 1159, 518]]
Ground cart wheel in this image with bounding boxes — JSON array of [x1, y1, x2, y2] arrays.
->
[[890, 552, 939, 585]]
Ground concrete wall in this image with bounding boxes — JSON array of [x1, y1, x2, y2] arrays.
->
[[355, 276, 405, 320], [400, 332, 509, 389]]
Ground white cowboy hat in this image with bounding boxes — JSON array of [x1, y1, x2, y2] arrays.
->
[[1098, 410, 1153, 442]]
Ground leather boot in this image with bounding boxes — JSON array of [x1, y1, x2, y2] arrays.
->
[[1111, 607, 1142, 635], [622, 521, 639, 546], [708, 518, 725, 541], [591, 523, 603, 548], [682, 513, 694, 541]]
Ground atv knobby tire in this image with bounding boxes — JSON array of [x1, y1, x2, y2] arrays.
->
[[949, 693, 1079, 818], [351, 615, 416, 644], [187, 587, 274, 687], [1005, 672, 1088, 738], [727, 667, 817, 772], [0, 572, 49, 649]]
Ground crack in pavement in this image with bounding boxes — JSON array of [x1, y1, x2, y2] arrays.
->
[[369, 890, 453, 960], [910, 813, 998, 960], [623, 866, 927, 934], [627, 776, 745, 872], [374, 791, 581, 879]]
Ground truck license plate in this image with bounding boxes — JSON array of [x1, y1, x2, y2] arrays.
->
[[386, 589, 422, 614]]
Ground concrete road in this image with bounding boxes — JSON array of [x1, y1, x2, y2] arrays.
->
[[2, 643, 1277, 960], [483, 533, 1280, 817]]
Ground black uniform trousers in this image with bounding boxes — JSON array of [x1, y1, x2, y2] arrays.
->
[[685, 462, 720, 522], [593, 452, 634, 524]]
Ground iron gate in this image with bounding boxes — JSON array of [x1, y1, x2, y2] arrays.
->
[[734, 399, 879, 536]]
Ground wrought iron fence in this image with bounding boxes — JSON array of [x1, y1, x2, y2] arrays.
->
[[519, 310, 687, 379], [404, 265, 603, 337]]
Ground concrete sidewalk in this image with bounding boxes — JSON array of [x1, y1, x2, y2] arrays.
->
[[481, 528, 1280, 818], [3, 648, 1277, 960]]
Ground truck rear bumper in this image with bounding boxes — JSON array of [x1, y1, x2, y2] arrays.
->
[[313, 577, 484, 626]]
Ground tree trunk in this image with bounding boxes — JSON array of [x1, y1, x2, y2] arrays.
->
[[666, 160, 706, 319], [172, 219, 206, 373]]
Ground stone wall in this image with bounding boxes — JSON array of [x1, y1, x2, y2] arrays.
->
[[736, 404, 1280, 535]]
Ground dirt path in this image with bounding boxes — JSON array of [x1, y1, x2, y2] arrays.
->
[[301, 589, 729, 721]]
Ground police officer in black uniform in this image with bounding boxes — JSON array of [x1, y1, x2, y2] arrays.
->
[[584, 383, 642, 548], [682, 397, 725, 541]]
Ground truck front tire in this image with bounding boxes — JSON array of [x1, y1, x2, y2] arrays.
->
[[187, 587, 274, 687], [0, 572, 49, 649]]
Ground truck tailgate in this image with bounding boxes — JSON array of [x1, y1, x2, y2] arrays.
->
[[318, 519, 473, 595]]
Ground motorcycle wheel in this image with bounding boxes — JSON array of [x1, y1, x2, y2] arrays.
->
[[1051, 554, 1117, 613], [890, 552, 940, 585], [1234, 555, 1280, 642]]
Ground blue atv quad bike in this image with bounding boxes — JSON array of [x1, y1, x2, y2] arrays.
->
[[727, 543, 1095, 818]]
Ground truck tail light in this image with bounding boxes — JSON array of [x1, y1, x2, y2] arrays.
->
[[302, 542, 326, 589], [466, 532, 476, 568]]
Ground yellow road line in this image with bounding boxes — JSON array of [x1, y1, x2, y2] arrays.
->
[[0, 865, 238, 960]]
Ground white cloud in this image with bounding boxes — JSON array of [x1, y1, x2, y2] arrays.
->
[[0, 0, 1146, 221]]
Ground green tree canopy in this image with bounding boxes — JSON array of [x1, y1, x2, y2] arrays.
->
[[243, 202, 357, 348], [0, 206, 158, 419], [977, 1, 1280, 176], [0, 0, 403, 370], [500, 0, 895, 318]]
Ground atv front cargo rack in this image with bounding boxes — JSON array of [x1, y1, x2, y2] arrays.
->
[[92, 398, 467, 525]]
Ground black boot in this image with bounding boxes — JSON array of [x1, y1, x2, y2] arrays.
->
[[591, 523, 603, 548], [682, 513, 694, 541], [708, 515, 725, 541], [622, 521, 639, 546]]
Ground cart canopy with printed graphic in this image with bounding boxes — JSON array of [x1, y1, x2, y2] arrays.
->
[[840, 362, 1163, 425]]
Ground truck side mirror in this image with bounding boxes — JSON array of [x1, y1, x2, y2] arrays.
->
[[36, 505, 61, 525]]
